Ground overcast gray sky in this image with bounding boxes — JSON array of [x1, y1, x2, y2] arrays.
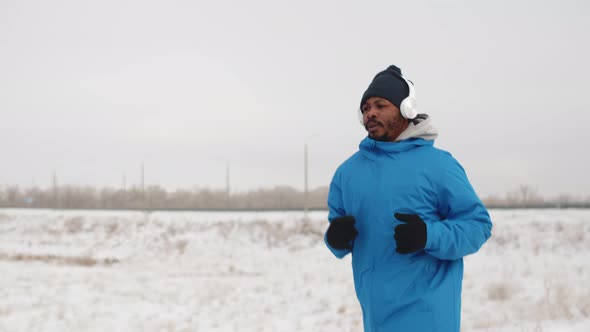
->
[[1, 0, 589, 198]]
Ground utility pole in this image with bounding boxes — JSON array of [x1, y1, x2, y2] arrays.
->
[[140, 163, 146, 209], [122, 172, 127, 208], [304, 141, 309, 218], [216, 158, 231, 209], [226, 161, 231, 209], [140, 163, 145, 194], [52, 171, 59, 209]]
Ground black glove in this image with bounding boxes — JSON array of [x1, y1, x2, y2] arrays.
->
[[394, 213, 427, 254], [326, 216, 358, 250]]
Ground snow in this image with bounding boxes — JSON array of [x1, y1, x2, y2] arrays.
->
[[0, 208, 589, 331]]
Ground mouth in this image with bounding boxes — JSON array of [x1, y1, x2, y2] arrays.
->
[[366, 121, 382, 131]]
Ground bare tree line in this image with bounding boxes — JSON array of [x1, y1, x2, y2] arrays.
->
[[479, 185, 590, 209], [0, 184, 588, 210], [0, 184, 329, 210]]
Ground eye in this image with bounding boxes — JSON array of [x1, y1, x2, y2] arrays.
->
[[361, 106, 369, 113]]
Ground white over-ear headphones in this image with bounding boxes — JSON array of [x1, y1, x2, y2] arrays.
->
[[397, 75, 418, 120], [358, 73, 418, 125]]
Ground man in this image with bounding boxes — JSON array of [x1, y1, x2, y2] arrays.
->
[[324, 65, 492, 332]]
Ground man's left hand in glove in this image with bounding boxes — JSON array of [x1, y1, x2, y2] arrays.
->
[[393, 212, 427, 254]]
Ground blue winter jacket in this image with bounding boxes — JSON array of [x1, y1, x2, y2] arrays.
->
[[325, 120, 492, 332]]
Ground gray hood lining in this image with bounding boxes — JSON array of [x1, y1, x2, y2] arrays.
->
[[394, 114, 439, 142]]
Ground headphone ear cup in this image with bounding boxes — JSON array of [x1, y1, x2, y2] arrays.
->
[[400, 97, 418, 119]]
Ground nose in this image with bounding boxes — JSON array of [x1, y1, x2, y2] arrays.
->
[[363, 115, 377, 129], [364, 107, 377, 122]]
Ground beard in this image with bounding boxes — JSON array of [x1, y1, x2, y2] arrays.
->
[[369, 128, 389, 142], [366, 117, 408, 142]]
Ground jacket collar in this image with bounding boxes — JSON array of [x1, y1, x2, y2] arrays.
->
[[359, 114, 437, 160], [360, 137, 433, 159]]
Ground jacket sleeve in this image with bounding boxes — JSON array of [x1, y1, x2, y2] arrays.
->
[[325, 171, 352, 259], [424, 156, 492, 260]]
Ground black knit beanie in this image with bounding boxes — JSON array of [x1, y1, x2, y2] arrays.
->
[[360, 65, 409, 110]]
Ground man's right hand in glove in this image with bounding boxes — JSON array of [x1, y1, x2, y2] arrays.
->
[[326, 216, 358, 250]]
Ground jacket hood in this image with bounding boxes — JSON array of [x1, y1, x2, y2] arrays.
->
[[359, 114, 438, 157], [396, 114, 438, 142]]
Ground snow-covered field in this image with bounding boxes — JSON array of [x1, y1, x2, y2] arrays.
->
[[0, 208, 589, 332]]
